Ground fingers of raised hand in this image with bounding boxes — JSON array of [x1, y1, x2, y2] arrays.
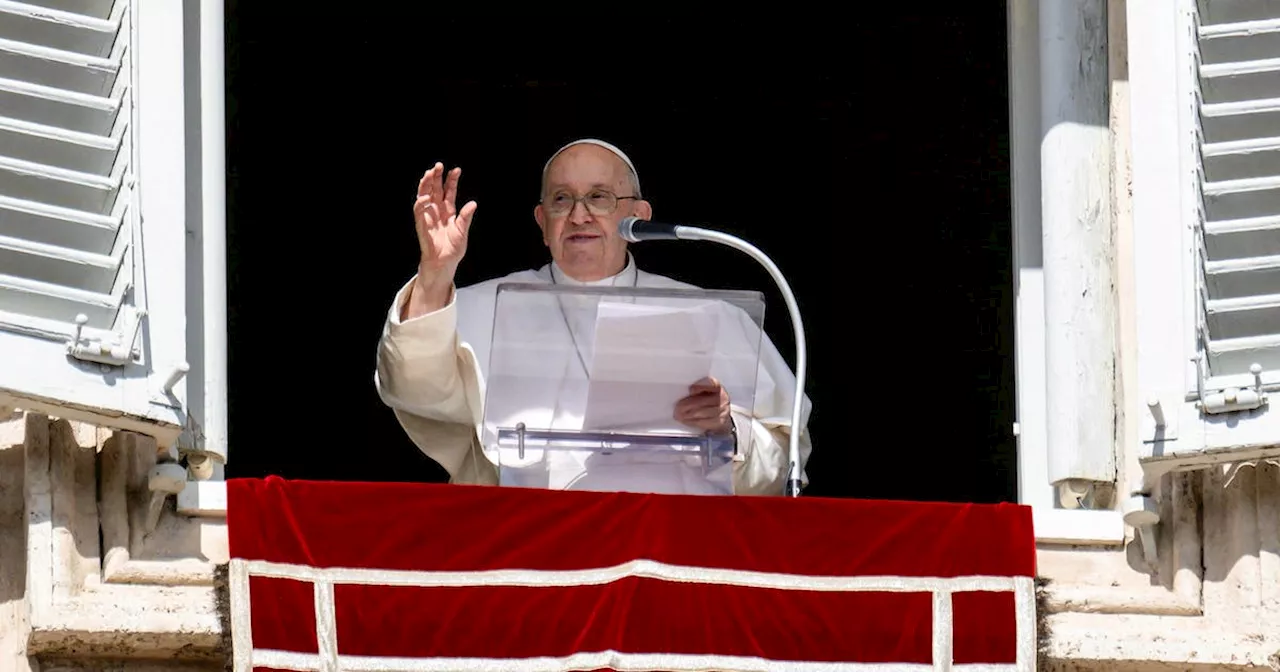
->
[[444, 167, 461, 213], [456, 200, 478, 235], [414, 193, 441, 228], [418, 163, 444, 197], [415, 164, 466, 223], [416, 168, 431, 198]]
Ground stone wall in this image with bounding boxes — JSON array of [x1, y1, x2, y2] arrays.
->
[[0, 412, 228, 671], [7, 408, 1280, 670], [1039, 466, 1280, 670]]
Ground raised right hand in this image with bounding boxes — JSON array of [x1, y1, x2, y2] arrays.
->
[[414, 162, 477, 281], [403, 163, 477, 319]]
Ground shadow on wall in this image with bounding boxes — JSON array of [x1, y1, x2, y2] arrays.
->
[[0, 432, 26, 607]]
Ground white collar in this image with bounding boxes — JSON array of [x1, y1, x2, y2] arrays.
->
[[548, 252, 638, 287]]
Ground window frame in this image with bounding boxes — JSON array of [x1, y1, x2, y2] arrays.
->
[[1007, 0, 1126, 545]]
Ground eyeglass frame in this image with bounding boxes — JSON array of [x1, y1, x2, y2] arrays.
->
[[539, 188, 641, 217]]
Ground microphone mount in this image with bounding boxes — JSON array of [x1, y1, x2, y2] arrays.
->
[[618, 216, 809, 497]]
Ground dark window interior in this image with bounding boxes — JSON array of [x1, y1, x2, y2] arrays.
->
[[224, 7, 1016, 503]]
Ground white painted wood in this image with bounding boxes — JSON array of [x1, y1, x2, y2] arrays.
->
[[0, 0, 199, 446], [1192, 0, 1280, 382], [19, 1, 117, 22], [133, 0, 190, 419], [1032, 508, 1126, 545], [1129, 0, 1208, 480], [1200, 57, 1280, 79], [176, 479, 225, 517], [1130, 0, 1280, 478], [1038, 0, 1118, 485], [1008, 0, 1128, 537], [1199, 16, 1280, 40], [1008, 0, 1053, 512], [196, 0, 227, 462]]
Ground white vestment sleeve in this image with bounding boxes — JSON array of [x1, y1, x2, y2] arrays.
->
[[731, 410, 813, 496], [374, 276, 496, 485], [716, 303, 815, 496], [727, 327, 814, 494]]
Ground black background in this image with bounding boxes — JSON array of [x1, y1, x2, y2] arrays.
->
[[222, 7, 1016, 503]]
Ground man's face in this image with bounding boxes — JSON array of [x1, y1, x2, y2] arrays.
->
[[534, 144, 651, 282]]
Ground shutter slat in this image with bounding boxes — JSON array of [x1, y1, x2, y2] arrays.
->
[[0, 35, 119, 97], [0, 228, 122, 291], [1204, 264, 1280, 301], [1202, 135, 1280, 156], [1195, 1, 1280, 382], [1203, 175, 1280, 195], [1204, 213, 1280, 234], [1206, 292, 1280, 340], [0, 0, 132, 335], [1201, 56, 1280, 77], [1199, 17, 1280, 39], [0, 231, 116, 267], [1199, 19, 1280, 69], [1206, 252, 1280, 274], [0, 269, 123, 328], [1203, 97, 1280, 116], [0, 153, 121, 212], [0, 112, 120, 174], [0, 272, 120, 307], [18, 0, 115, 21], [1209, 333, 1280, 375], [0, 74, 116, 112], [1205, 219, 1280, 263], [1196, 0, 1278, 26], [0, 1, 118, 57]]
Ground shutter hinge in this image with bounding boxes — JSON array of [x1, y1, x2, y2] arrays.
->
[[66, 307, 144, 367], [1195, 358, 1268, 415]]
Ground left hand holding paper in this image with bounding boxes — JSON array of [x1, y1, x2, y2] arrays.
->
[[674, 377, 733, 435]]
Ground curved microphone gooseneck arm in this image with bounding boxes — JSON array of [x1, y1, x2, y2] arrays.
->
[[619, 217, 807, 497]]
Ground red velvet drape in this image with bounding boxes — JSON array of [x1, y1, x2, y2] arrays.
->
[[228, 477, 1036, 670]]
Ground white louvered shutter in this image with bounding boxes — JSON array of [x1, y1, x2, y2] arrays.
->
[[1190, 0, 1280, 410], [0, 0, 188, 439]]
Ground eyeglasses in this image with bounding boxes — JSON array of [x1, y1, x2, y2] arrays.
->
[[542, 189, 639, 217]]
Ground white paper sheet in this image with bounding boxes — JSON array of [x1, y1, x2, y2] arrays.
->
[[580, 299, 720, 433]]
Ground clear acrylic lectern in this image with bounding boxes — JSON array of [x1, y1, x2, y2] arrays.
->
[[480, 282, 767, 496]]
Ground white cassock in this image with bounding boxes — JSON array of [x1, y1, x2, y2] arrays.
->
[[374, 253, 813, 496]]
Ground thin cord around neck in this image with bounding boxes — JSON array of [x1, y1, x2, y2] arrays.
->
[[550, 263, 639, 377]]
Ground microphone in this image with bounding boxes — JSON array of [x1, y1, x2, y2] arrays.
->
[[617, 216, 810, 498], [618, 216, 683, 242]]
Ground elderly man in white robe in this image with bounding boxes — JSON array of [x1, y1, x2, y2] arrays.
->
[[374, 139, 812, 496]]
